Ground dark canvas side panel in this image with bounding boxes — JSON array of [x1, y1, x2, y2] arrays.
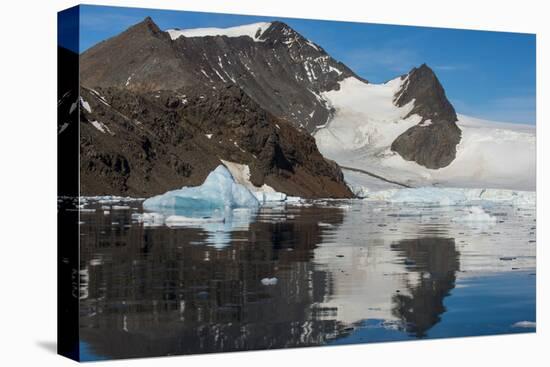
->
[[57, 5, 80, 362]]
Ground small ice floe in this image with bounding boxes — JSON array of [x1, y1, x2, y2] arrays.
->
[[132, 212, 165, 227], [512, 321, 536, 328], [254, 191, 287, 203], [350, 185, 369, 199], [112, 205, 131, 210], [261, 277, 278, 286], [103, 210, 110, 215], [86, 195, 143, 204], [318, 222, 334, 228], [165, 215, 225, 228], [499, 256, 517, 261], [452, 206, 497, 224], [285, 196, 303, 203], [89, 258, 103, 266]]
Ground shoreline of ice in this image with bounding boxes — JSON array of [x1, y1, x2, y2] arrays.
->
[[362, 187, 535, 207]]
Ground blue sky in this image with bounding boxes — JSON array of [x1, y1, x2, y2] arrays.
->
[[73, 5, 536, 124]]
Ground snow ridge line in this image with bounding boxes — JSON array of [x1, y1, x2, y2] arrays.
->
[[340, 166, 412, 188]]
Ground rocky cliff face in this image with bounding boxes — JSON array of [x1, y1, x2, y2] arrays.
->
[[391, 64, 461, 168], [79, 83, 351, 198], [79, 17, 464, 196], [80, 18, 361, 133]]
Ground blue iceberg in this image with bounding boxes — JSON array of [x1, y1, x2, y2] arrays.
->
[[143, 165, 260, 217]]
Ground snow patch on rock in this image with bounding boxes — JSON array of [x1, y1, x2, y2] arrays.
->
[[90, 120, 113, 135], [80, 97, 92, 113], [167, 22, 272, 42]]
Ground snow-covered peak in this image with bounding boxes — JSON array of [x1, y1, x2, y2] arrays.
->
[[166, 22, 272, 41]]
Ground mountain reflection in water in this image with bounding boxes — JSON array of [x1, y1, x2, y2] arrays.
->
[[390, 238, 459, 338], [74, 199, 535, 360]]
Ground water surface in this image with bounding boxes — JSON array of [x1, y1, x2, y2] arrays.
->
[[74, 199, 536, 360]]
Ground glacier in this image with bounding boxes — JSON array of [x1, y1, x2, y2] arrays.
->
[[451, 206, 497, 224], [363, 187, 535, 207], [314, 75, 536, 192]]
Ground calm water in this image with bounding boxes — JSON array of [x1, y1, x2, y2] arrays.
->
[[74, 198, 536, 361]]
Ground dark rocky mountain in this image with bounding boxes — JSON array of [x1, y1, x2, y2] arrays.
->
[[391, 64, 462, 168], [80, 17, 361, 133], [79, 82, 351, 198], [79, 17, 464, 197]]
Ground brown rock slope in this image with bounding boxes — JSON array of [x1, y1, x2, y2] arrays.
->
[[79, 83, 352, 198], [80, 17, 362, 132]]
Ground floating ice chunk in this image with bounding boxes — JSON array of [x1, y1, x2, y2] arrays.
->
[[452, 206, 497, 223], [285, 196, 303, 203], [84, 195, 143, 204], [512, 321, 536, 328], [132, 212, 165, 227], [89, 258, 103, 266], [499, 256, 517, 261], [165, 215, 225, 227], [143, 165, 260, 216], [112, 205, 131, 210], [349, 184, 370, 199], [254, 191, 287, 203], [261, 277, 278, 286]]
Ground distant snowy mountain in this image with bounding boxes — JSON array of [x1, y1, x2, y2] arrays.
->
[[315, 80, 535, 191]]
